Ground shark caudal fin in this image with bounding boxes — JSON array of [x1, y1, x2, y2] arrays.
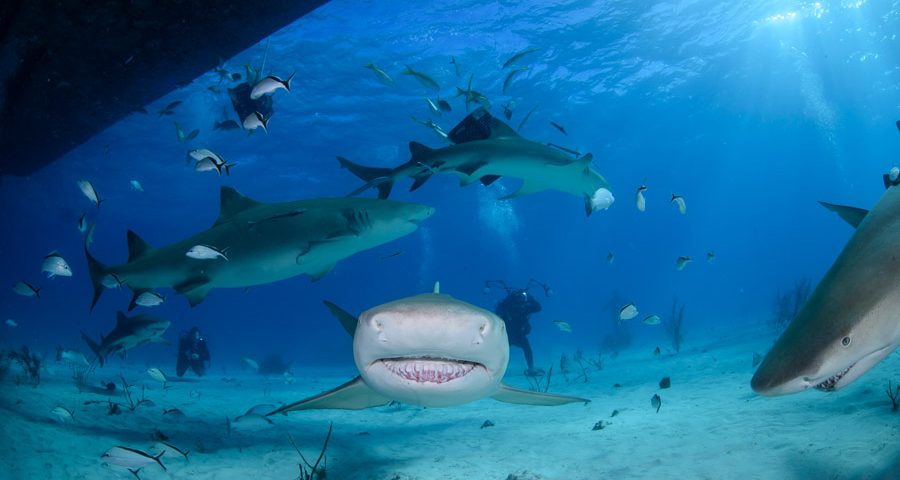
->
[[84, 224, 109, 312], [80, 331, 105, 367], [336, 156, 395, 199]]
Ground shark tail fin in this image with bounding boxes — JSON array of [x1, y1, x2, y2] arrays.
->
[[84, 224, 108, 313], [81, 331, 104, 367], [336, 156, 395, 199]]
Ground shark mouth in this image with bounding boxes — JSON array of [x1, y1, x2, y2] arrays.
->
[[814, 365, 852, 392], [379, 357, 481, 384]]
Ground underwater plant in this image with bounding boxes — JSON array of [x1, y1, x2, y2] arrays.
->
[[770, 278, 811, 333], [8, 346, 41, 387], [887, 381, 899, 413], [665, 299, 685, 353], [121, 374, 150, 411], [287, 422, 333, 480]]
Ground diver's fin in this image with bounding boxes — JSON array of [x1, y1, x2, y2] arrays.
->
[[818, 201, 869, 229], [408, 142, 435, 162], [126, 231, 153, 262], [492, 384, 590, 406], [215, 187, 263, 226], [480, 175, 501, 186], [266, 377, 391, 414], [336, 156, 395, 199], [323, 300, 357, 336]]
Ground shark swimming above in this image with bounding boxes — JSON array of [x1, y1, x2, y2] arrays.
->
[[751, 185, 900, 396], [85, 187, 434, 310], [268, 284, 589, 415], [338, 109, 614, 216], [82, 312, 170, 367]]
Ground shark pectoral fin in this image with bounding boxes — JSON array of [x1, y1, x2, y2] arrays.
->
[[323, 300, 357, 336], [309, 263, 336, 282], [174, 277, 212, 307], [499, 181, 546, 200], [455, 161, 486, 177], [126, 231, 154, 261], [492, 384, 591, 406], [267, 377, 391, 414], [480, 175, 501, 186], [409, 172, 433, 192], [818, 201, 869, 229]]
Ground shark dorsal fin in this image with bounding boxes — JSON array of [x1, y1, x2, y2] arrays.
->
[[126, 230, 153, 261], [116, 311, 130, 325], [216, 187, 262, 225], [408, 142, 435, 161], [323, 301, 357, 336], [818, 201, 869, 229], [487, 117, 521, 139]]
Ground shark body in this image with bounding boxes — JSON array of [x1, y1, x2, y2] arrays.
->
[[339, 113, 614, 215], [751, 186, 900, 395], [268, 286, 589, 415], [81, 311, 170, 366], [85, 187, 434, 310]]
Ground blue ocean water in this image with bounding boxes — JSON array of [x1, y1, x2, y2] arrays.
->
[[1, 1, 899, 477]]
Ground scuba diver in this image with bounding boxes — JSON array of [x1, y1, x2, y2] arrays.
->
[[176, 327, 210, 378], [485, 279, 553, 377]]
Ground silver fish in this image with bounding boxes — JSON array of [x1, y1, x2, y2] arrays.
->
[[250, 72, 295, 99], [552, 320, 572, 333], [6, 319, 18, 327], [364, 64, 394, 86], [12, 281, 40, 298], [502, 47, 539, 69], [102, 446, 166, 471], [130, 180, 144, 192], [101, 273, 123, 289], [185, 245, 228, 261], [241, 356, 259, 370], [402, 64, 440, 91], [676, 256, 692, 271], [636, 185, 647, 212], [227, 413, 274, 433], [502, 66, 528, 95], [135, 291, 165, 307], [57, 348, 90, 367], [42, 251, 72, 278], [152, 442, 189, 461], [642, 315, 661, 325], [671, 194, 687, 215], [706, 252, 715, 263], [147, 367, 167, 384], [77, 180, 103, 208], [50, 406, 74, 423], [242, 111, 269, 133], [619, 303, 638, 321]]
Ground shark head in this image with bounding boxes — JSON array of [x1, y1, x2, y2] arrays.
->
[[352, 293, 509, 407]]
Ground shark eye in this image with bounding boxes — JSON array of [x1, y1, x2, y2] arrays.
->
[[841, 336, 851, 347], [479, 323, 487, 334]]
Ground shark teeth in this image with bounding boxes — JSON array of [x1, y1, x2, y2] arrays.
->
[[380, 358, 478, 384], [814, 365, 852, 391]]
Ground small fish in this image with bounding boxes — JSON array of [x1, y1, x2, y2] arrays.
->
[[424, 97, 441, 114], [653, 346, 661, 357], [6, 319, 18, 327], [549, 121, 568, 136], [250, 72, 296, 100], [245, 404, 278, 416], [57, 348, 90, 367], [241, 356, 259, 370], [411, 117, 449, 141], [502, 66, 528, 94], [636, 185, 647, 212], [502, 47, 539, 69], [242, 111, 269, 133], [227, 413, 274, 433], [896, 119, 899, 134], [642, 314, 661, 326], [402, 64, 440, 91], [619, 303, 638, 321], [135, 291, 164, 307], [42, 251, 73, 278], [50, 406, 74, 423], [77, 180, 103, 208], [162, 408, 186, 418], [676, 256, 692, 271], [380, 251, 404, 259], [147, 367, 167, 385], [456, 75, 490, 111], [102, 446, 166, 471], [651, 394, 662, 413], [364, 63, 394, 86], [671, 194, 687, 215], [152, 442, 189, 462], [13, 281, 40, 298], [130, 180, 144, 192], [194, 157, 234, 176], [706, 252, 715, 263], [501, 101, 515, 120], [77, 212, 88, 233], [186, 245, 228, 261], [450, 56, 461, 77], [552, 320, 572, 333], [437, 99, 452, 112], [157, 100, 182, 116], [606, 252, 614, 264], [187, 148, 225, 164], [517, 104, 539, 131], [214, 119, 241, 131], [101, 273, 123, 289]]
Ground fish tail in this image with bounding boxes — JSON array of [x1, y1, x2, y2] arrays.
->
[[336, 156, 396, 199], [282, 71, 296, 91], [153, 451, 167, 471], [224, 163, 236, 176], [84, 224, 108, 312], [402, 64, 414, 75], [80, 331, 104, 367]]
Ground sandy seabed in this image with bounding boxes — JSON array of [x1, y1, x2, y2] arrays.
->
[[1, 324, 898, 480]]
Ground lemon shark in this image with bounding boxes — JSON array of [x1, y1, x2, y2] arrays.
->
[[85, 187, 434, 310], [338, 111, 614, 216], [81, 312, 170, 367], [751, 186, 900, 396], [268, 284, 589, 415]]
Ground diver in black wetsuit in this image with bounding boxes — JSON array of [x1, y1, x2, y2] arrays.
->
[[176, 327, 210, 378], [487, 279, 551, 377]]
